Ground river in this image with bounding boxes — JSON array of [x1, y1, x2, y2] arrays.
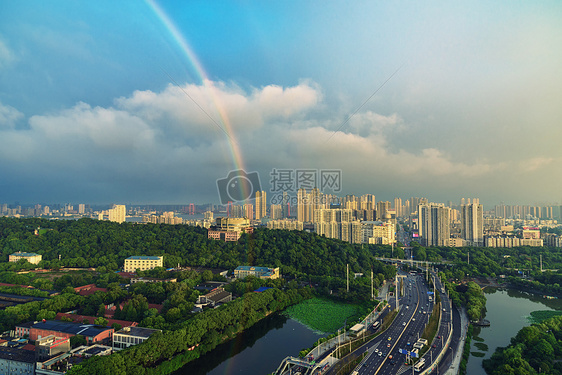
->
[[175, 312, 324, 375], [467, 288, 562, 375]]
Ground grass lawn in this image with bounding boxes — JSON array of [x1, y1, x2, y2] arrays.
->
[[284, 297, 360, 334]]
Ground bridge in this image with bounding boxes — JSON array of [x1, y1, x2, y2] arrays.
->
[[374, 257, 452, 267]]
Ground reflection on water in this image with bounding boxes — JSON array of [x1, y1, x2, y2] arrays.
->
[[467, 288, 562, 375], [175, 312, 323, 375]]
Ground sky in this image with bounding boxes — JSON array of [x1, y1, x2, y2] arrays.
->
[[1, 1, 561, 208]]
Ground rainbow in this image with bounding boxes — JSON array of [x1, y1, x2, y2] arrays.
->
[[146, 0, 248, 185]]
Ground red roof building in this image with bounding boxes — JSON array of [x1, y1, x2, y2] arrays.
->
[[55, 313, 137, 328]]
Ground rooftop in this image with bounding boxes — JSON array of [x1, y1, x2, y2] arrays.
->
[[32, 320, 113, 337], [115, 326, 160, 339], [235, 266, 276, 272], [126, 256, 162, 260], [0, 346, 36, 364], [10, 252, 40, 257]]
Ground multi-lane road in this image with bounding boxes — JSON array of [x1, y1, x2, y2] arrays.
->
[[348, 269, 453, 375]]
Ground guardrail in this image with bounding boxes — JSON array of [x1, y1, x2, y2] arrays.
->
[[419, 291, 453, 374]]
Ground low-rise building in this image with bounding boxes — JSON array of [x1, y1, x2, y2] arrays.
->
[[130, 277, 177, 284], [9, 252, 42, 265], [196, 287, 232, 307], [208, 217, 254, 241], [113, 326, 160, 351], [36, 335, 71, 361], [14, 321, 34, 339], [28, 320, 113, 346], [234, 266, 280, 280], [0, 346, 36, 375], [124, 256, 164, 273]]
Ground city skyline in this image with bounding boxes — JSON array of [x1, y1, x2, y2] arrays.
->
[[1, 2, 562, 206]]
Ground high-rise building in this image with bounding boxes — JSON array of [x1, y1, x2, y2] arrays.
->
[[297, 188, 309, 222], [109, 205, 126, 223], [393, 198, 402, 217], [243, 204, 254, 220], [376, 201, 391, 221], [78, 204, 85, 214], [282, 192, 290, 218], [418, 203, 451, 247], [255, 191, 267, 219], [270, 204, 283, 219], [461, 198, 483, 246]]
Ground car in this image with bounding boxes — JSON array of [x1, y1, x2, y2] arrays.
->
[[412, 318, 416, 321], [432, 344, 437, 348], [388, 337, 392, 341], [378, 352, 382, 356], [375, 348, 379, 353], [406, 342, 411, 346], [387, 343, 391, 347], [403, 322, 406, 326], [389, 355, 393, 359], [437, 335, 441, 339]]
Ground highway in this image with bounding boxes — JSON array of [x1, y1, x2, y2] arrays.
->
[[351, 271, 434, 375]]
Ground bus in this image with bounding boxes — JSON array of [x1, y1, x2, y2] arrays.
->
[[414, 358, 426, 372], [372, 321, 381, 330]]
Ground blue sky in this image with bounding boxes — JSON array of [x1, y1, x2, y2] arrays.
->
[[1, 1, 561, 207]]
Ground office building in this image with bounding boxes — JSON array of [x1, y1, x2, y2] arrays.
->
[[124, 256, 164, 272], [234, 266, 281, 279], [113, 326, 161, 351], [9, 252, 42, 265]]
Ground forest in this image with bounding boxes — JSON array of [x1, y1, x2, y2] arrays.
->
[[483, 315, 562, 374]]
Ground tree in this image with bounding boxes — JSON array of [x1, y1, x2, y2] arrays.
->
[[94, 317, 109, 326], [70, 334, 87, 348]]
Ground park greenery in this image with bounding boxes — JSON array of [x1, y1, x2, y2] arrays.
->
[[0, 217, 397, 373], [528, 310, 562, 324], [483, 315, 562, 375], [443, 281, 487, 321], [284, 297, 368, 334], [4, 216, 562, 372]]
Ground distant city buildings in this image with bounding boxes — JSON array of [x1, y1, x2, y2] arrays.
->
[[255, 191, 267, 220], [418, 203, 451, 247], [461, 198, 484, 246], [108, 204, 126, 223], [208, 217, 253, 241]]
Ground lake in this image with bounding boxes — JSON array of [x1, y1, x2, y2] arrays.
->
[[175, 312, 324, 375], [467, 288, 562, 375]]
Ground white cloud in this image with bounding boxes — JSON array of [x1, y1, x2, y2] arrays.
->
[[520, 157, 555, 172], [0, 79, 543, 203], [0, 38, 16, 68], [0, 102, 23, 129]]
